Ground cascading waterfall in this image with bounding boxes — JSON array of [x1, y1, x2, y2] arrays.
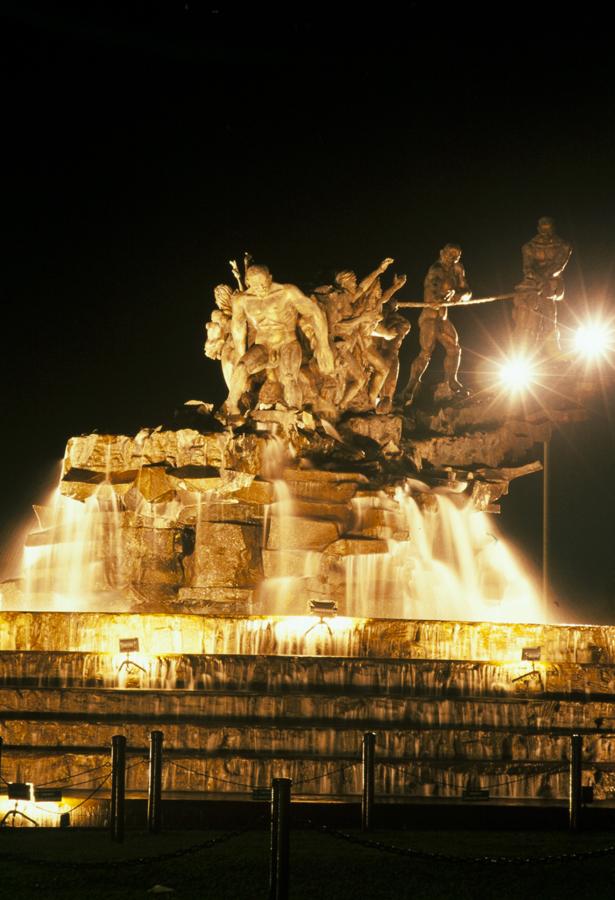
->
[[11, 431, 542, 625], [343, 486, 542, 622], [21, 484, 126, 611]]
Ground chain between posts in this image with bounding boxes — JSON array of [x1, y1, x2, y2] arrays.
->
[[26, 760, 148, 820], [379, 760, 570, 793], [0, 824, 256, 869], [167, 759, 258, 791], [293, 760, 360, 788], [313, 823, 615, 866]]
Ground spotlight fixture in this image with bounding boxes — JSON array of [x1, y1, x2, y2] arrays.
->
[[498, 356, 535, 392], [8, 782, 32, 801], [574, 321, 613, 360]]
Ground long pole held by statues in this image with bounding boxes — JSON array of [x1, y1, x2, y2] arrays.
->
[[397, 293, 514, 309]]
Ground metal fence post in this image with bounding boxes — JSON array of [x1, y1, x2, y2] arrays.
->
[[362, 731, 376, 832], [269, 777, 291, 900], [110, 734, 127, 842], [148, 730, 163, 834], [569, 733, 583, 832]]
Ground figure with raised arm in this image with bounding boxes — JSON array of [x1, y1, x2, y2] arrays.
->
[[402, 243, 471, 406], [319, 258, 397, 411]]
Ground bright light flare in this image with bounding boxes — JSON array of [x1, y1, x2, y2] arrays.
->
[[498, 356, 535, 392], [574, 321, 613, 360]]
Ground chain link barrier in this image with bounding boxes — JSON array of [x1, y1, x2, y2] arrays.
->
[[35, 761, 113, 788], [167, 756, 361, 792], [379, 760, 569, 794], [167, 759, 258, 791], [293, 759, 360, 789], [2, 758, 149, 822], [0, 823, 255, 869], [312, 822, 615, 866]]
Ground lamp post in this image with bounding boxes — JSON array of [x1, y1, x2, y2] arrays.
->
[[497, 355, 549, 612], [518, 432, 553, 619], [497, 319, 612, 619]]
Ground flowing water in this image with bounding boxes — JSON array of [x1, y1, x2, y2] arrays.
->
[[20, 484, 126, 612], [342, 487, 542, 623], [3, 431, 543, 624]]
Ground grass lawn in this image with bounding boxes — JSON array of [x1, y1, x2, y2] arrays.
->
[[1, 826, 615, 898]]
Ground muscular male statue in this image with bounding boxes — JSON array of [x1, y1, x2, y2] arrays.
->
[[402, 243, 471, 406], [513, 217, 572, 356], [225, 265, 334, 416]]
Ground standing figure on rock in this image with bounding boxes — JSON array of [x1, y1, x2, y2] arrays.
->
[[204, 283, 239, 389], [224, 265, 334, 417], [513, 217, 572, 357], [402, 243, 471, 406], [374, 279, 411, 413]]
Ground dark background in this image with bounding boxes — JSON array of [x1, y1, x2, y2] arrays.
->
[[2, 2, 614, 622]]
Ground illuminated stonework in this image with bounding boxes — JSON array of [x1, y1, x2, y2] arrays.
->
[[1, 611, 615, 822]]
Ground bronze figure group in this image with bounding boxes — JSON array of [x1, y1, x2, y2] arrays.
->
[[204, 218, 572, 422]]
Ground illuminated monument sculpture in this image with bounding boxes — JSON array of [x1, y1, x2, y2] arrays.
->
[[2, 226, 613, 825]]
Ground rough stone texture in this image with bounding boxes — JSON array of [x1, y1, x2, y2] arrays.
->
[[221, 433, 271, 475], [284, 480, 360, 504], [3, 613, 615, 810], [324, 537, 390, 557], [341, 414, 403, 448], [197, 500, 265, 525], [35, 375, 601, 618], [262, 549, 322, 579], [134, 465, 176, 503], [186, 521, 262, 589], [412, 398, 507, 437], [270, 498, 352, 530], [470, 480, 509, 512], [176, 586, 253, 614], [121, 523, 184, 586], [234, 478, 276, 505], [282, 468, 368, 484], [167, 467, 254, 496], [63, 429, 228, 475], [354, 507, 407, 532], [266, 516, 340, 552], [406, 419, 550, 470], [60, 468, 136, 501]]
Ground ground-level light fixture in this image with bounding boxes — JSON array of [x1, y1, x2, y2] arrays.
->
[[7, 782, 32, 801], [117, 637, 147, 675]]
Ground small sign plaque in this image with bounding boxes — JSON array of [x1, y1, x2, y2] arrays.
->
[[309, 598, 337, 614], [119, 638, 140, 653], [34, 787, 63, 802], [462, 789, 490, 801], [522, 647, 541, 661]]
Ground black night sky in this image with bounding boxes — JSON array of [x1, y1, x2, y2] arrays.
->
[[2, 2, 615, 622]]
